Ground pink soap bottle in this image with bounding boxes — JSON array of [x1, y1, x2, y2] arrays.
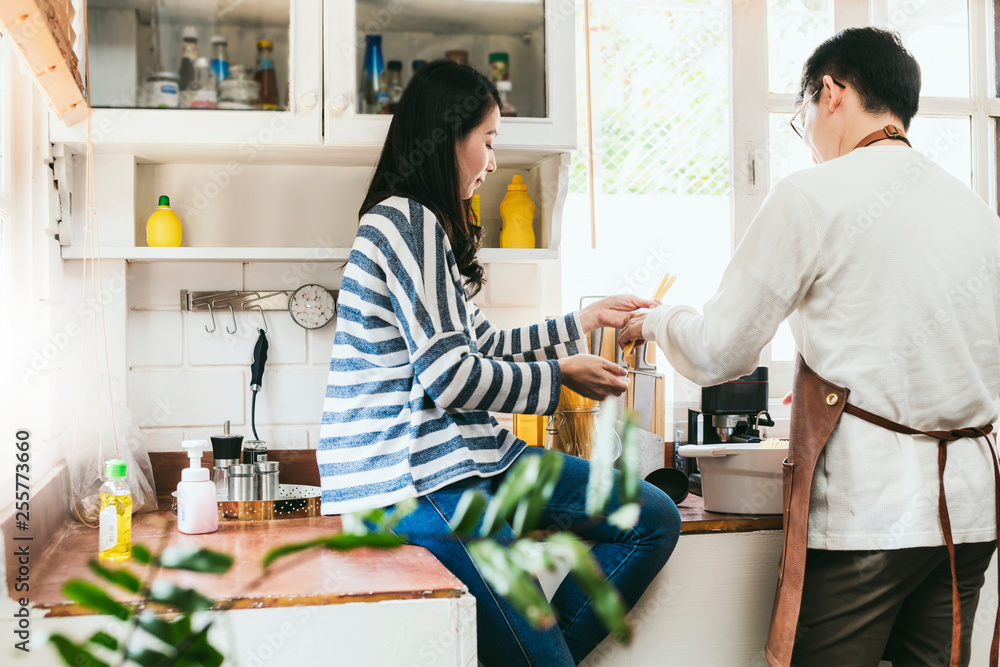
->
[[177, 440, 219, 535]]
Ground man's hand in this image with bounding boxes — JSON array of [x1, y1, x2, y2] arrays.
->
[[617, 312, 647, 349], [579, 295, 660, 333]]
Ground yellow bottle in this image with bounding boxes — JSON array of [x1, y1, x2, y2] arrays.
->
[[98, 459, 132, 561], [146, 195, 183, 247], [470, 194, 481, 227], [500, 175, 535, 249]]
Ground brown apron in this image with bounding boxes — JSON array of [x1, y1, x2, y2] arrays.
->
[[764, 355, 1000, 667]]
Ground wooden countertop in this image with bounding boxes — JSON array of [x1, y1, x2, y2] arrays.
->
[[677, 494, 783, 534], [30, 500, 467, 618]]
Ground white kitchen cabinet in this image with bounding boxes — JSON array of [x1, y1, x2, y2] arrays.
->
[[50, 0, 324, 147], [324, 0, 577, 156], [50, 0, 576, 160], [49, 0, 576, 260]]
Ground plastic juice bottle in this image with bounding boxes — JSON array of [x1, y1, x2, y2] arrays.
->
[[99, 459, 132, 561], [500, 175, 535, 248], [146, 195, 182, 247]]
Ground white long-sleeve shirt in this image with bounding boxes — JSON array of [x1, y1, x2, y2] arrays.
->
[[643, 145, 1000, 550]]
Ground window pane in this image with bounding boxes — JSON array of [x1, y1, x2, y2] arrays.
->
[[884, 0, 970, 97], [575, 0, 731, 196], [908, 116, 972, 188], [769, 112, 815, 186], [563, 0, 732, 378], [767, 0, 835, 95]]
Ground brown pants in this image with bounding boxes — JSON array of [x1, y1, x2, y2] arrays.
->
[[791, 542, 997, 667]]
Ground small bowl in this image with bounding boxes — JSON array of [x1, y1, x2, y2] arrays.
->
[[644, 467, 690, 505]]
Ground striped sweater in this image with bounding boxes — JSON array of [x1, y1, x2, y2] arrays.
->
[[318, 196, 584, 515]]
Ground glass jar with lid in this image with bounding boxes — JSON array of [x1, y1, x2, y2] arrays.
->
[[219, 66, 260, 110]]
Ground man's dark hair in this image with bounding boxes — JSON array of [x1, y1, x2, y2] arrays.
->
[[798, 27, 921, 130]]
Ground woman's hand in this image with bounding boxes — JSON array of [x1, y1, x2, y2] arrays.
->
[[559, 354, 629, 401], [617, 312, 647, 349], [579, 295, 660, 334]]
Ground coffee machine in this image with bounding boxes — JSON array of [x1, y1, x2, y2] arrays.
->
[[675, 367, 773, 495]]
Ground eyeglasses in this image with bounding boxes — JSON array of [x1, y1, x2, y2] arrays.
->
[[790, 78, 846, 139]]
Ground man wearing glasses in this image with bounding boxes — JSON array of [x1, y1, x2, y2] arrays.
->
[[620, 28, 1000, 667]]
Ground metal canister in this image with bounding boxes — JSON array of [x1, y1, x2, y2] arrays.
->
[[228, 463, 256, 501], [256, 461, 281, 501]]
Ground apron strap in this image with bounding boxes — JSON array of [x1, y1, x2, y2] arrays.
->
[[843, 402, 995, 667], [989, 434, 1000, 666]]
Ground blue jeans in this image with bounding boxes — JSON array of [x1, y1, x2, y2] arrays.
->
[[391, 447, 681, 666]]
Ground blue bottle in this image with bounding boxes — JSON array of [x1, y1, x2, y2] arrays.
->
[[362, 35, 388, 114]]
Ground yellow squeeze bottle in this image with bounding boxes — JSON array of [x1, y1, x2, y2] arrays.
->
[[146, 195, 183, 247], [500, 175, 535, 249], [98, 459, 132, 561]]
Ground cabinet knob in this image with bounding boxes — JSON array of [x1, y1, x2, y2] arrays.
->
[[331, 94, 350, 113], [299, 92, 318, 110]]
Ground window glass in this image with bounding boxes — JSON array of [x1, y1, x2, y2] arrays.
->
[[563, 0, 732, 381], [883, 0, 970, 97], [907, 116, 972, 188], [767, 0, 835, 95]]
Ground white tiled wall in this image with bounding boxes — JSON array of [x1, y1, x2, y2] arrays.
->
[[127, 260, 561, 451]]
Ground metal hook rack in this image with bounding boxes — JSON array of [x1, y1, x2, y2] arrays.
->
[[181, 289, 339, 334]]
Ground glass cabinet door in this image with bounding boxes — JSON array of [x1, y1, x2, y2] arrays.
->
[[326, 0, 575, 150], [52, 0, 322, 145]]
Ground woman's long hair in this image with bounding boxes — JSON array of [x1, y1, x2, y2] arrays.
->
[[360, 60, 500, 297]]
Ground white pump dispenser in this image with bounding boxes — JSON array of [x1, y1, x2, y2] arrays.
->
[[182, 440, 211, 482], [177, 439, 218, 534]]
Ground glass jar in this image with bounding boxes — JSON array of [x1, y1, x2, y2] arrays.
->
[[545, 388, 622, 460], [144, 72, 180, 108], [219, 78, 261, 110]]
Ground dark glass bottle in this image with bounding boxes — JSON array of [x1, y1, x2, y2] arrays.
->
[[255, 39, 279, 110]]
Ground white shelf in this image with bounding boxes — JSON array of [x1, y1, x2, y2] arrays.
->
[[59, 246, 558, 262], [356, 0, 543, 36], [53, 115, 568, 168]]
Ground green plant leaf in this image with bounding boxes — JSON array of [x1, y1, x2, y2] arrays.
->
[[618, 412, 641, 504], [586, 401, 619, 516], [135, 610, 192, 646], [149, 581, 215, 614], [182, 633, 225, 667], [449, 489, 489, 536], [468, 540, 555, 630], [49, 634, 111, 667], [512, 453, 563, 537], [262, 532, 404, 569], [322, 532, 405, 552], [262, 536, 332, 569], [377, 497, 417, 533], [86, 630, 119, 651], [607, 502, 641, 531], [131, 544, 154, 565], [87, 560, 143, 594], [547, 533, 631, 643], [159, 548, 234, 574], [127, 647, 173, 667], [481, 454, 540, 537], [63, 581, 132, 620]]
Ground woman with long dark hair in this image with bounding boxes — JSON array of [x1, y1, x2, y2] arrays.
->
[[318, 60, 680, 666]]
